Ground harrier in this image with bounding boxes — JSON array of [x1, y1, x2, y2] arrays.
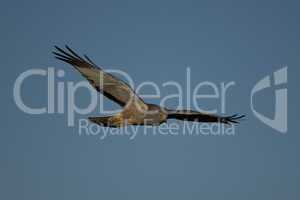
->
[[53, 46, 245, 127]]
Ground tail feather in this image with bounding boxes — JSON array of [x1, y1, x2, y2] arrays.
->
[[88, 116, 116, 127]]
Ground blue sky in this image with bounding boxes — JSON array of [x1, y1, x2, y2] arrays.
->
[[1, 0, 299, 199]]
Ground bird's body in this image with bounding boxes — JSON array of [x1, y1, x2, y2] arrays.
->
[[89, 103, 167, 127], [53, 46, 244, 127]]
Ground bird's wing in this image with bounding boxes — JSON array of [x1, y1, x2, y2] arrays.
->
[[53, 45, 147, 111], [167, 109, 245, 124]]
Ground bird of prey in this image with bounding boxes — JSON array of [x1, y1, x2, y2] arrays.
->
[[53, 46, 245, 127]]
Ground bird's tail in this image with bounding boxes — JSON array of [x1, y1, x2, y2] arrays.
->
[[88, 116, 119, 127]]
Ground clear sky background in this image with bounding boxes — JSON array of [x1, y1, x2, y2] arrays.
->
[[1, 0, 299, 199]]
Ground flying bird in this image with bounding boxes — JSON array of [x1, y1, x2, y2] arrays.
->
[[53, 46, 245, 127]]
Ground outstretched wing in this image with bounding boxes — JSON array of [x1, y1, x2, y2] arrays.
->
[[167, 109, 245, 124], [53, 45, 147, 111]]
